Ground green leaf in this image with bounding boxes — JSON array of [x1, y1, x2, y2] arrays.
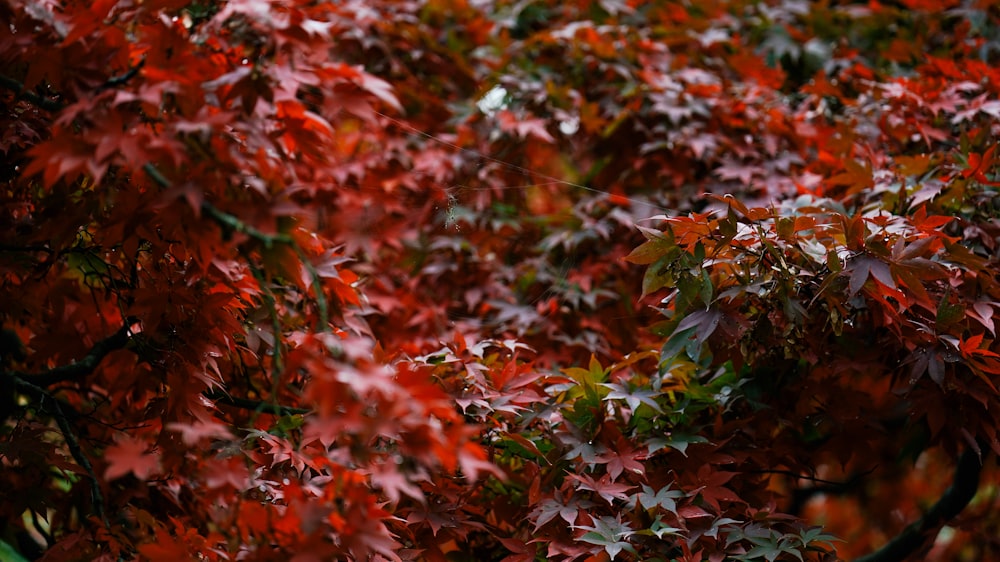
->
[[693, 241, 706, 263], [635, 484, 685, 513], [718, 209, 738, 243], [700, 269, 714, 305], [776, 216, 795, 240], [626, 228, 675, 265], [642, 254, 676, 296], [936, 290, 965, 327], [649, 516, 683, 539], [0, 539, 30, 562], [800, 526, 841, 546], [675, 271, 703, 310], [661, 326, 698, 361], [563, 354, 609, 387], [574, 516, 637, 558], [646, 432, 709, 456], [602, 383, 664, 413]]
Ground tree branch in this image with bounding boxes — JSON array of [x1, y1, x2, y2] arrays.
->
[[144, 165, 330, 332], [143, 164, 295, 248], [247, 262, 285, 388], [742, 467, 875, 488], [0, 79, 305, 269], [740, 466, 877, 516], [12, 322, 134, 387], [0, 74, 63, 111], [11, 376, 108, 527], [203, 390, 309, 416], [853, 447, 982, 562], [201, 200, 294, 248], [2, 61, 145, 112], [96, 58, 145, 92], [0, 243, 53, 254]]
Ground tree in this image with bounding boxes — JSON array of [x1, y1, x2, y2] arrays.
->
[[1, 0, 999, 560]]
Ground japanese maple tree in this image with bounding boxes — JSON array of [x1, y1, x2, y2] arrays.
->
[[2, 0, 1000, 561]]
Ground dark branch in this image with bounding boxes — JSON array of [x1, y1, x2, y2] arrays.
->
[[144, 165, 329, 330], [740, 466, 878, 516], [13, 322, 133, 387], [742, 467, 875, 488], [141, 162, 171, 188], [0, 243, 53, 254], [204, 390, 309, 416], [12, 376, 108, 526], [97, 58, 145, 92], [0, 74, 63, 111], [853, 447, 982, 562], [201, 201, 294, 248], [142, 164, 294, 248], [2, 60, 145, 112]]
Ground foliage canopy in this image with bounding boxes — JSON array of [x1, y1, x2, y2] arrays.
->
[[2, 0, 1000, 560]]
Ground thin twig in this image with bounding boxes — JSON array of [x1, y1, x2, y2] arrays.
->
[[144, 164, 297, 249]]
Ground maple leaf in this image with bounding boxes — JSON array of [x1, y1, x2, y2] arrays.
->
[[634, 484, 686, 514], [496, 110, 556, 143], [602, 382, 663, 413], [595, 439, 647, 480], [693, 470, 743, 513], [137, 528, 194, 561], [497, 537, 536, 562], [568, 473, 635, 505], [847, 255, 896, 297], [367, 460, 425, 505], [715, 159, 763, 186], [457, 440, 503, 482], [573, 515, 637, 559], [8, 0, 1000, 559], [531, 494, 596, 531], [104, 435, 160, 480], [357, 71, 403, 112], [646, 433, 709, 456], [166, 420, 233, 446], [968, 301, 997, 335]]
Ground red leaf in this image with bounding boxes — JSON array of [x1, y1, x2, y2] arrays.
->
[[568, 473, 635, 505], [597, 440, 647, 480], [104, 435, 160, 480]]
